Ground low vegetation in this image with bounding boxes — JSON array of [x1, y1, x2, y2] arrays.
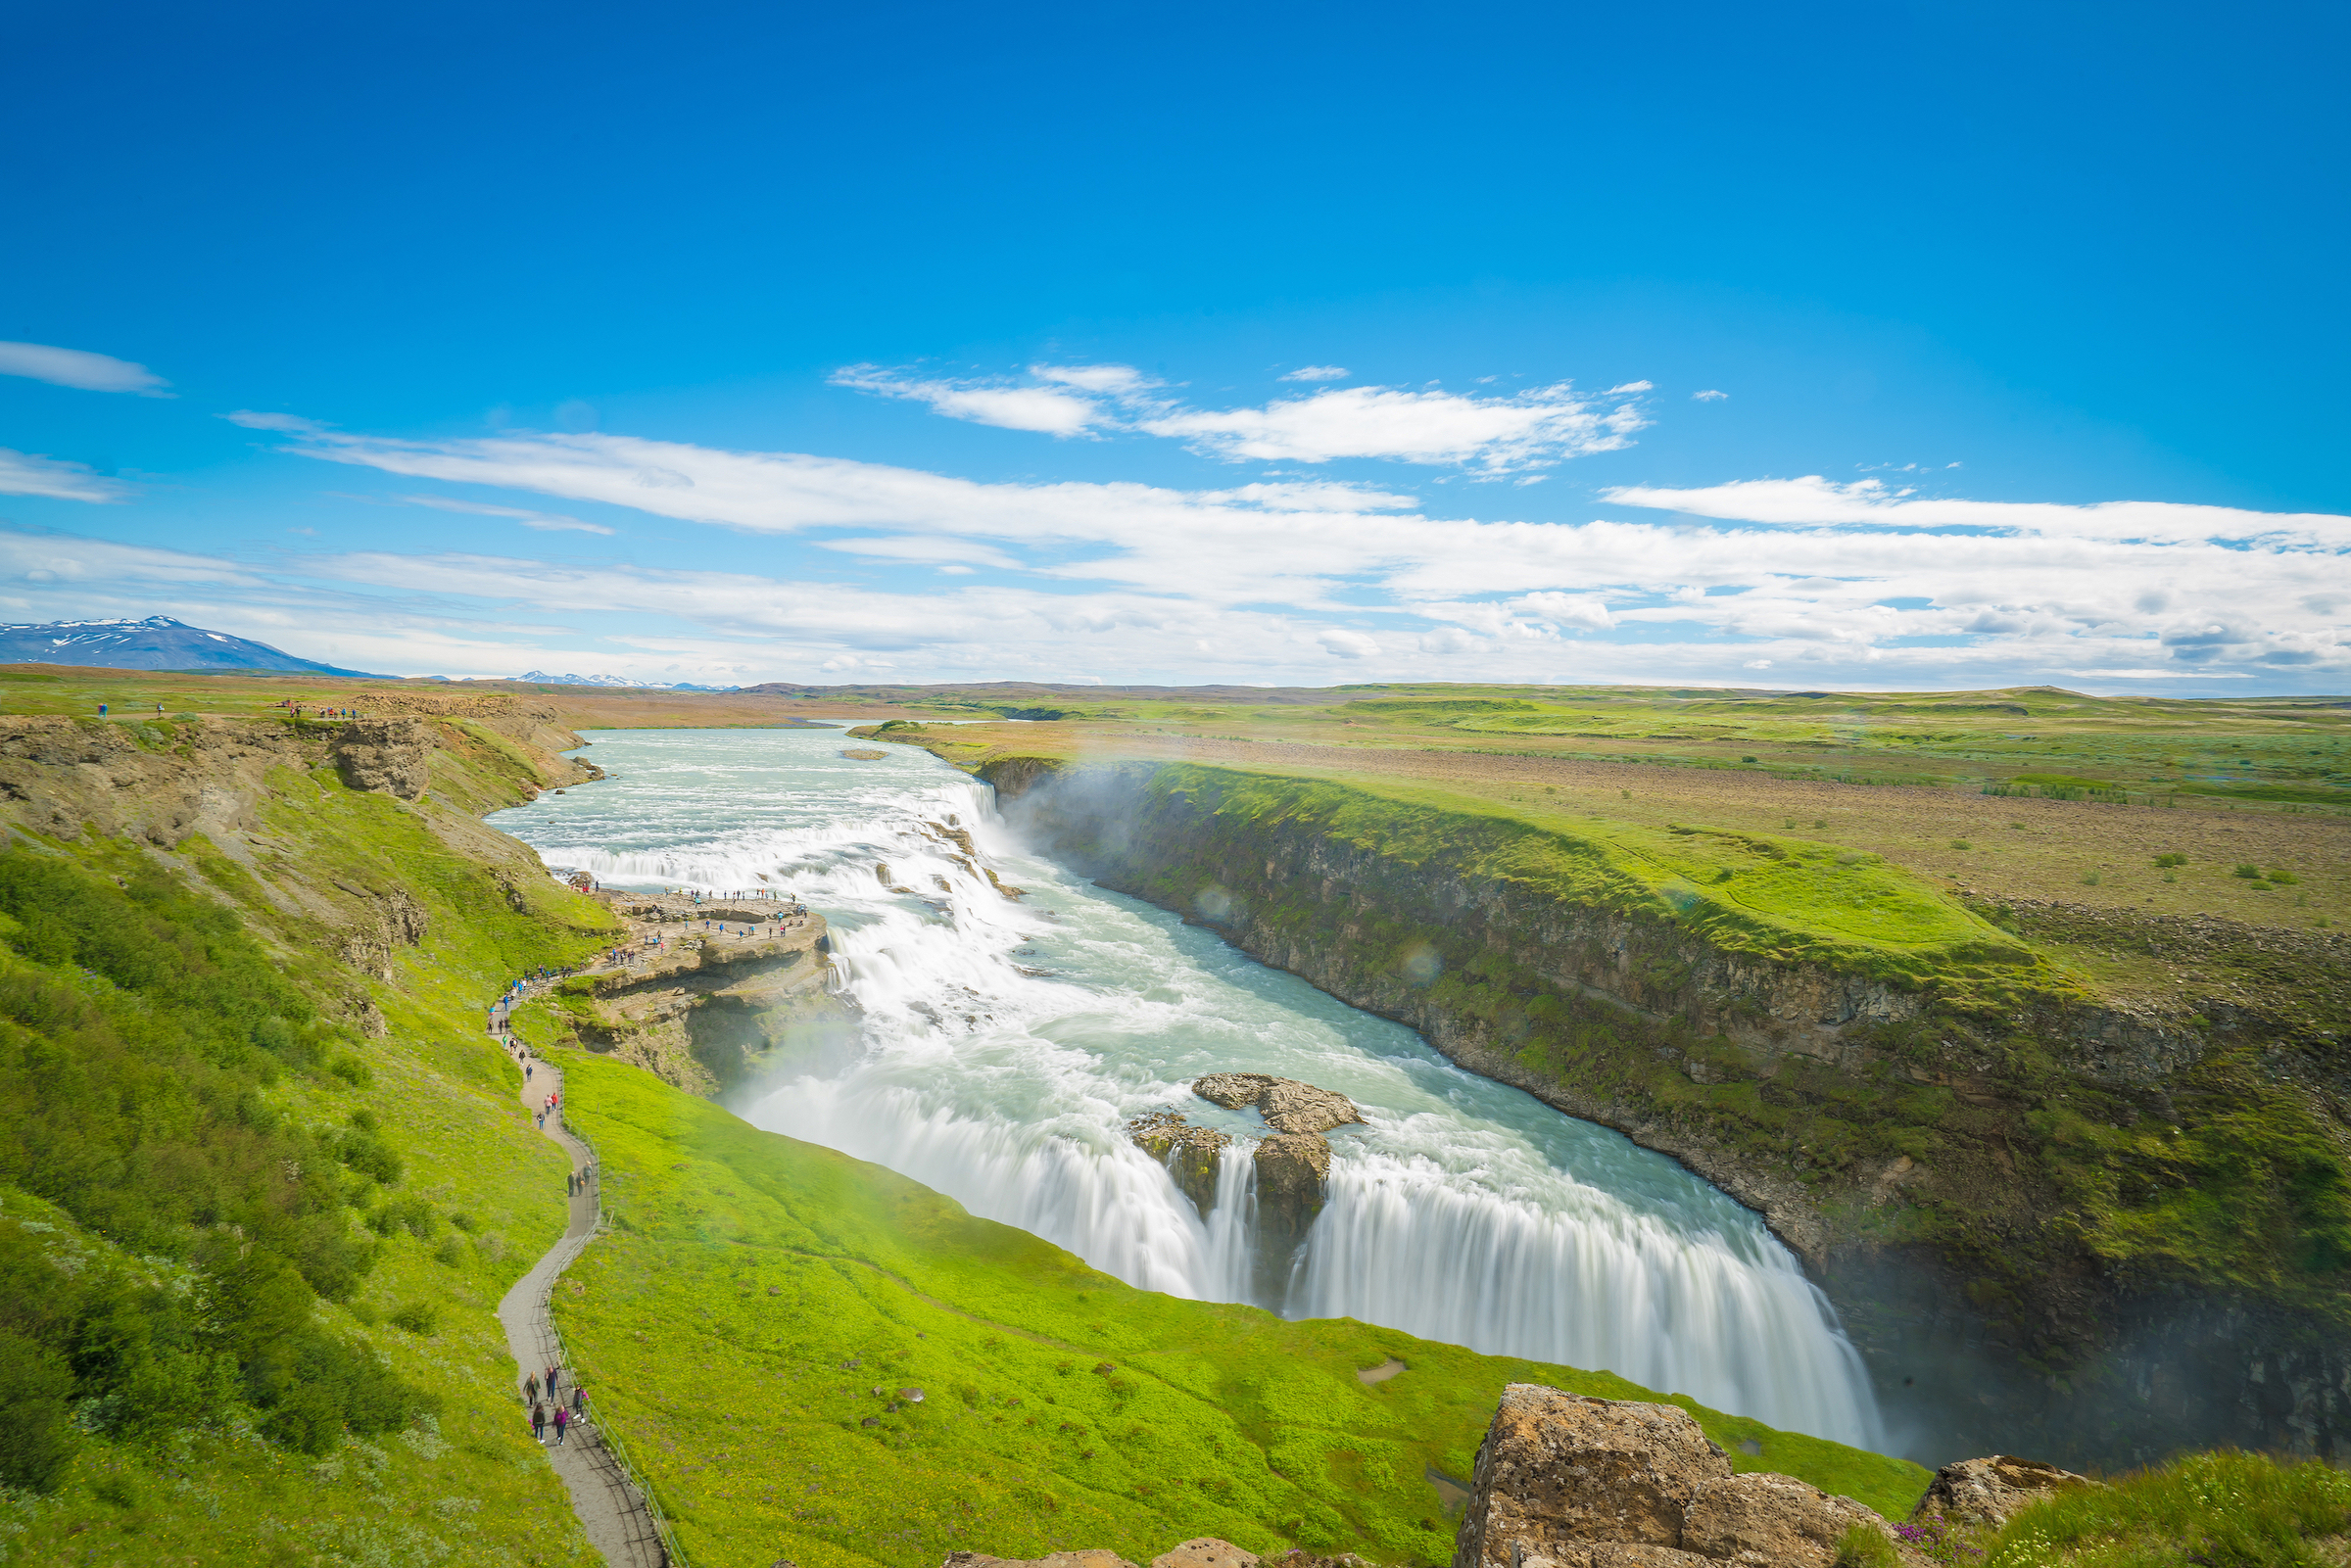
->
[[1978, 1450, 2351, 1568], [0, 724, 616, 1563]]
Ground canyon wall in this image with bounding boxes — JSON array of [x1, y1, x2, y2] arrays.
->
[[980, 756, 2351, 1470]]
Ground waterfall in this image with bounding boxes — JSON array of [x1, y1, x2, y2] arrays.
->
[[491, 727, 1886, 1450]]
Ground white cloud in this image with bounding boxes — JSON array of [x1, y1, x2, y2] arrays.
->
[[208, 412, 2351, 689], [1691, 389, 1729, 402], [1139, 382, 1650, 471], [0, 342, 171, 397], [396, 494, 615, 535], [1280, 365, 1350, 382], [834, 363, 1651, 472], [1602, 474, 2351, 547], [0, 449, 129, 502], [830, 365, 1107, 436]]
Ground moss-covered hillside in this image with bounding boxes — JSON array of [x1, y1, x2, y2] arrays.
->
[[0, 712, 620, 1564]]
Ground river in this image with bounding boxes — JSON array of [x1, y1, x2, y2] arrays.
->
[[489, 727, 1883, 1449]]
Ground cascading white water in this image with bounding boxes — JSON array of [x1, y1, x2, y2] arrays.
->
[[491, 727, 1884, 1449]]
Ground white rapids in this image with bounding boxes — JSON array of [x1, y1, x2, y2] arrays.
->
[[491, 727, 1884, 1449]]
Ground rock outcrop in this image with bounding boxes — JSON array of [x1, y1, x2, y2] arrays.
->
[[1909, 1454, 2095, 1528], [1454, 1385, 1894, 1568], [1193, 1072, 1365, 1133], [329, 719, 436, 800], [1128, 1111, 1230, 1217]]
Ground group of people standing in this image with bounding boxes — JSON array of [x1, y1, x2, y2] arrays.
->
[[524, 1364, 586, 1446]]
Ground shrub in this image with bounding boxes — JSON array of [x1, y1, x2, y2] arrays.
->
[[1950, 838, 1972, 850], [0, 1330, 78, 1491], [2235, 863, 2263, 879], [387, 1302, 440, 1336], [1834, 1523, 1900, 1568], [2154, 853, 2187, 867]]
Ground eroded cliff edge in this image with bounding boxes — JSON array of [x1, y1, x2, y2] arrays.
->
[[974, 755, 2351, 1471]]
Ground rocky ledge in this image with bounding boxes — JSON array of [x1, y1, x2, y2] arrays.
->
[[1193, 1071, 1365, 1134]]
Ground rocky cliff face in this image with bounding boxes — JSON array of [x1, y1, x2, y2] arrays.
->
[[559, 897, 849, 1095], [981, 757, 2351, 1470]]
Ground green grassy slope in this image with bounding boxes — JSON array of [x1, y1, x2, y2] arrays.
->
[[1135, 763, 2053, 1003], [0, 737, 620, 1564], [550, 1051, 1931, 1568]]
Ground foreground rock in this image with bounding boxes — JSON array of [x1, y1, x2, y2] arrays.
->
[[1193, 1072, 1365, 1133], [1910, 1454, 2096, 1527], [1454, 1385, 1894, 1568]]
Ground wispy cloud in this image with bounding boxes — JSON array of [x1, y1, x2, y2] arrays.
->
[[1279, 365, 1350, 382], [834, 364, 1653, 472], [396, 494, 615, 535], [1602, 475, 2351, 547], [829, 364, 1110, 436], [0, 449, 130, 502], [1691, 389, 1728, 402], [0, 342, 171, 397], [225, 409, 329, 434], [1138, 382, 1649, 471], [163, 411, 2351, 687]]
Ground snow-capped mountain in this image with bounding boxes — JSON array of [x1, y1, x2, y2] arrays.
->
[[514, 671, 739, 691], [0, 616, 385, 676]]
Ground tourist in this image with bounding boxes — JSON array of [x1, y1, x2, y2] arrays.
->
[[548, 1364, 562, 1398], [525, 1372, 540, 1402], [553, 1404, 570, 1445], [531, 1402, 546, 1442]]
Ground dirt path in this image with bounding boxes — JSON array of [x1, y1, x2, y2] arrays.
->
[[493, 1040, 671, 1568]]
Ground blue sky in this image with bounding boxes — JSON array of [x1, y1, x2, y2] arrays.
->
[[2, 0, 2345, 691]]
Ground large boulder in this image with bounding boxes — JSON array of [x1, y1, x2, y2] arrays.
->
[[1454, 1387, 1733, 1566], [1251, 1130, 1334, 1299], [1453, 1386, 1904, 1568], [1193, 1072, 1365, 1134], [1910, 1455, 2096, 1528], [1681, 1472, 1883, 1568]]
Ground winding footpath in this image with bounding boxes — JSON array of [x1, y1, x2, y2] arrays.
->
[[492, 1026, 672, 1568]]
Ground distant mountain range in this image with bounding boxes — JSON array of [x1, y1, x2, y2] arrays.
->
[[515, 670, 741, 692], [0, 616, 387, 677]]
